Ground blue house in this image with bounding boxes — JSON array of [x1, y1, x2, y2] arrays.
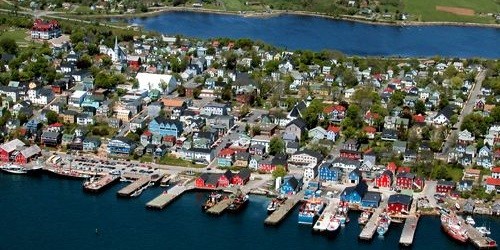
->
[[26, 119, 41, 134], [148, 116, 183, 137], [107, 137, 136, 155], [304, 181, 321, 200], [340, 181, 368, 204], [361, 191, 382, 208], [318, 162, 342, 182], [348, 168, 363, 184], [280, 175, 302, 195]]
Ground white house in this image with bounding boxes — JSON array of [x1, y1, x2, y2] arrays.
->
[[69, 90, 87, 107], [303, 163, 319, 182], [136, 72, 178, 94]]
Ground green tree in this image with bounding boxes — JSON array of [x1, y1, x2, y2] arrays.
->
[[46, 110, 59, 124], [0, 37, 18, 55], [272, 165, 287, 179], [269, 137, 285, 155], [414, 100, 426, 115], [302, 99, 325, 129], [177, 84, 186, 96]]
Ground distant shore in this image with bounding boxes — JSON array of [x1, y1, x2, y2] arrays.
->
[[71, 6, 500, 29]]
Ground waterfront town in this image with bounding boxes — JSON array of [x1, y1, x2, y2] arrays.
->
[[0, 11, 499, 249]]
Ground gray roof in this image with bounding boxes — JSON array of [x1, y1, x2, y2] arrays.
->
[[0, 139, 25, 153], [20, 145, 41, 158]]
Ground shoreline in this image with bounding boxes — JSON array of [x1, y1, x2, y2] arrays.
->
[[68, 7, 500, 29]]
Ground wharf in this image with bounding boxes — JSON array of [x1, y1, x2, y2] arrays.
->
[[206, 198, 233, 215], [462, 219, 498, 249], [84, 175, 119, 192], [359, 205, 384, 240], [117, 177, 150, 197], [399, 215, 419, 246], [146, 185, 192, 209], [313, 199, 338, 231], [264, 190, 305, 226]]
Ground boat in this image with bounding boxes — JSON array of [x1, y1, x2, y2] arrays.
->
[[358, 210, 371, 225], [45, 167, 92, 179], [326, 218, 341, 234], [298, 198, 325, 225], [160, 175, 171, 187], [465, 216, 475, 226], [202, 192, 224, 211], [267, 195, 287, 214], [131, 187, 144, 197], [0, 164, 28, 174], [376, 213, 391, 236], [228, 193, 249, 212], [335, 212, 349, 226], [83, 175, 119, 193], [441, 213, 468, 243], [313, 212, 334, 232], [476, 226, 491, 236], [455, 203, 461, 210]]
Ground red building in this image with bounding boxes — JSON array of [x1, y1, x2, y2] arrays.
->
[[195, 173, 219, 189], [387, 194, 413, 214], [232, 169, 251, 186], [0, 139, 25, 162], [31, 19, 61, 40], [15, 145, 41, 164], [375, 170, 393, 188], [396, 172, 416, 190], [436, 180, 455, 194], [386, 162, 398, 174]]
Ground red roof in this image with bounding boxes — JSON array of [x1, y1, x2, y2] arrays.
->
[[364, 111, 379, 120], [218, 148, 235, 157], [323, 105, 345, 113], [327, 125, 341, 133], [387, 162, 398, 172], [363, 126, 376, 133], [383, 87, 394, 93], [397, 167, 410, 173], [492, 167, 500, 173], [32, 19, 59, 31], [49, 122, 63, 127], [486, 177, 500, 186], [413, 114, 426, 123], [142, 130, 152, 136]]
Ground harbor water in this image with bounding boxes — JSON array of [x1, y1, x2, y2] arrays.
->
[[0, 173, 498, 250], [129, 12, 500, 58]]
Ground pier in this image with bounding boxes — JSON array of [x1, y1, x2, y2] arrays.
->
[[146, 185, 192, 209], [84, 175, 119, 192], [399, 215, 419, 246], [461, 218, 498, 249], [206, 198, 233, 215], [313, 199, 338, 231], [264, 190, 305, 226], [359, 203, 385, 240], [117, 177, 150, 197]]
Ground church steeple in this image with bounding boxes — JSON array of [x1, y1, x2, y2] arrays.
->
[[114, 36, 119, 62]]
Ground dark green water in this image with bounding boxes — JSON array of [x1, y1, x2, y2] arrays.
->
[[0, 173, 497, 250]]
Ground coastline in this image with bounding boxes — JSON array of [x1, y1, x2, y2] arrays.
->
[[70, 6, 500, 29]]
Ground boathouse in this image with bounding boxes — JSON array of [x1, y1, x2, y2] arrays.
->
[[195, 173, 220, 189], [232, 169, 251, 186], [340, 181, 368, 204], [387, 194, 412, 214], [361, 191, 381, 208], [375, 170, 393, 188]]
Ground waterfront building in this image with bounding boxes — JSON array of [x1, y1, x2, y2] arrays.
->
[[107, 137, 136, 155], [375, 170, 393, 188], [387, 194, 413, 214], [318, 162, 342, 183], [14, 145, 41, 164], [361, 191, 382, 208], [436, 180, 455, 194], [340, 181, 368, 204], [280, 175, 302, 195], [0, 139, 25, 162]]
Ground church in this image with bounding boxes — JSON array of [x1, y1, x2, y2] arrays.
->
[[99, 37, 127, 63]]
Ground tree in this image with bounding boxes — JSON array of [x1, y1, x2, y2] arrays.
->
[[272, 165, 287, 179], [18, 112, 28, 125], [251, 125, 261, 136], [177, 84, 186, 96], [414, 100, 426, 115], [269, 137, 285, 155], [302, 99, 325, 129], [0, 37, 18, 55], [46, 110, 59, 124]]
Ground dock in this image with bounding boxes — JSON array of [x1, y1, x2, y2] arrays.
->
[[117, 177, 150, 197], [83, 175, 119, 192], [313, 199, 338, 231], [146, 185, 191, 209], [399, 215, 419, 246], [264, 190, 305, 226], [206, 198, 233, 215], [462, 219, 498, 249], [359, 205, 384, 240]]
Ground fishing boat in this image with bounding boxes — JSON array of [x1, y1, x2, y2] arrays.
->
[[298, 198, 325, 225], [476, 226, 491, 236], [228, 193, 249, 212], [313, 212, 334, 232], [0, 164, 28, 174], [131, 187, 144, 197], [465, 216, 475, 226], [326, 218, 341, 234], [267, 195, 287, 214], [335, 212, 349, 226], [441, 213, 468, 243], [376, 213, 391, 236], [202, 192, 224, 211], [160, 175, 171, 187], [358, 210, 371, 225]]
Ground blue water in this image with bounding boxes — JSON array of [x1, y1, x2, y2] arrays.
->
[[0, 173, 498, 249], [129, 12, 500, 58]]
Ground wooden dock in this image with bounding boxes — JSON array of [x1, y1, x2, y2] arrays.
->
[[399, 215, 419, 246], [312, 199, 338, 231], [83, 175, 119, 193], [117, 177, 150, 197], [206, 198, 233, 215], [463, 221, 498, 249], [264, 190, 305, 226], [146, 185, 191, 209], [359, 206, 384, 240]]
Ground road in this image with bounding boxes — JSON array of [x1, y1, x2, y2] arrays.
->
[[442, 70, 487, 154]]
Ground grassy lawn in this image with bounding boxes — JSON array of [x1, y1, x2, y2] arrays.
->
[[402, 0, 500, 23], [447, 166, 464, 182], [158, 154, 205, 168], [0, 28, 28, 43]]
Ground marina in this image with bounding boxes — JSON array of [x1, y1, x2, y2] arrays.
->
[[359, 204, 385, 240], [264, 190, 305, 226], [461, 217, 498, 249]]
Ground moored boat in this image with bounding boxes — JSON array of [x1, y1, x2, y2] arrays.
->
[[267, 195, 287, 214], [202, 192, 224, 211], [228, 193, 249, 212], [441, 213, 468, 243], [326, 217, 341, 234], [358, 210, 371, 225], [476, 226, 491, 236], [376, 213, 391, 236], [298, 198, 325, 225], [0, 164, 28, 174], [465, 215, 475, 226]]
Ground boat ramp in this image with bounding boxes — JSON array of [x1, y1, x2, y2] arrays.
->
[[264, 190, 305, 226], [146, 185, 193, 209], [117, 177, 151, 197], [359, 202, 386, 240]]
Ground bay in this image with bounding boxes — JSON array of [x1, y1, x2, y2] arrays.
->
[[129, 12, 500, 58], [0, 173, 498, 250]]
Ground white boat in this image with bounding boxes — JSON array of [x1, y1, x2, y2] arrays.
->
[[466, 216, 476, 226], [0, 164, 28, 174], [326, 218, 340, 234], [131, 188, 143, 197], [476, 226, 491, 236]]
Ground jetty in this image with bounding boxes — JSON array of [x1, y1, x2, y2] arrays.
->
[[83, 175, 119, 192], [117, 177, 150, 197], [462, 219, 498, 249], [399, 215, 419, 246], [359, 203, 385, 240], [313, 199, 338, 231], [206, 198, 233, 215], [146, 185, 192, 209], [264, 190, 305, 226]]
